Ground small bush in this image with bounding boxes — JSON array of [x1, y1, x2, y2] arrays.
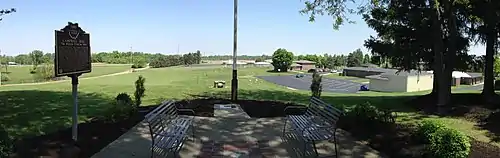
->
[[116, 93, 133, 106], [310, 72, 322, 98], [416, 120, 446, 143], [426, 127, 471, 158], [343, 102, 395, 126], [0, 74, 10, 82], [98, 93, 136, 123], [131, 64, 137, 68], [33, 64, 54, 81], [416, 120, 471, 158], [134, 75, 146, 107], [0, 126, 12, 158]]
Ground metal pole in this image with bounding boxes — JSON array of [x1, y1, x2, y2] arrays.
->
[[70, 74, 80, 141], [231, 0, 238, 101]]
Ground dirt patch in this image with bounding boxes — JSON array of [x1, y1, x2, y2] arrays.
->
[[11, 111, 147, 158]]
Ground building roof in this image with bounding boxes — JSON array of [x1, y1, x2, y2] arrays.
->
[[290, 63, 302, 67], [467, 72, 482, 78], [293, 60, 316, 64], [345, 67, 432, 77]]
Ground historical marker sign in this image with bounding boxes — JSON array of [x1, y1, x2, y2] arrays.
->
[[54, 22, 91, 77]]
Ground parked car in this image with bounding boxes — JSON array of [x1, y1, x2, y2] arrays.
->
[[296, 74, 305, 78]]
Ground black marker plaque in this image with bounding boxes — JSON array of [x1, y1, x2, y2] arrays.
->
[[54, 22, 91, 77]]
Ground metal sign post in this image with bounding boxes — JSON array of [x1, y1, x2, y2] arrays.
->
[[54, 22, 91, 142]]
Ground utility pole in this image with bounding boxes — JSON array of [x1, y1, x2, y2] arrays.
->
[[231, 0, 238, 101]]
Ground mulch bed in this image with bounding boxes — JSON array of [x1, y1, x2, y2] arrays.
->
[[11, 112, 146, 158], [175, 98, 306, 117]]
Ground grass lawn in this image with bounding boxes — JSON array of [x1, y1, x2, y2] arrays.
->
[[0, 64, 132, 85], [323, 73, 370, 83], [0, 66, 498, 148]]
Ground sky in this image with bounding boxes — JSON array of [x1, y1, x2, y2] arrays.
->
[[0, 0, 486, 56]]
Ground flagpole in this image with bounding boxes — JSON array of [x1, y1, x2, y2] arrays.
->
[[230, 0, 238, 101]]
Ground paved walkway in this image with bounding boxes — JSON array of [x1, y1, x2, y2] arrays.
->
[[92, 104, 383, 158]]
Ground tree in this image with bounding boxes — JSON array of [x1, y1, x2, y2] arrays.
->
[[364, 54, 370, 64], [271, 48, 294, 72], [347, 49, 364, 67], [29, 50, 44, 69], [466, 0, 500, 101], [0, 8, 15, 22]]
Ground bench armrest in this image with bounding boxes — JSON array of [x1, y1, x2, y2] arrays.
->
[[284, 106, 304, 115], [177, 109, 196, 115]]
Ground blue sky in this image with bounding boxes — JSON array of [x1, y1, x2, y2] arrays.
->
[[0, 0, 486, 56]]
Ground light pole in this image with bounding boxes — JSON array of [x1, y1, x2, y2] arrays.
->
[[231, 0, 238, 101]]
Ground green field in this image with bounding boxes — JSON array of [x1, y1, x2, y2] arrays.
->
[[0, 64, 132, 85], [0, 66, 496, 147]]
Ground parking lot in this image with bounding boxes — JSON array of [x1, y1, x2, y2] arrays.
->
[[257, 75, 366, 93]]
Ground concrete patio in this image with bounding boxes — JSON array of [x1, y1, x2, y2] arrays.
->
[[92, 104, 384, 158]]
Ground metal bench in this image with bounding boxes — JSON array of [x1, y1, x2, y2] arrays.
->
[[282, 97, 344, 157], [144, 100, 196, 157]]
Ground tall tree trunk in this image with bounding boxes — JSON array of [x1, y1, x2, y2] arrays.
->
[[482, 0, 497, 102], [482, 20, 496, 98], [443, 0, 457, 105], [430, 0, 447, 107]]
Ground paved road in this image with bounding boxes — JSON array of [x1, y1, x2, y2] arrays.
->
[[257, 75, 365, 93]]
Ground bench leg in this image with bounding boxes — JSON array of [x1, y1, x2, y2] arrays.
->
[[282, 119, 288, 136], [334, 130, 339, 158], [191, 124, 195, 140], [312, 140, 319, 157], [302, 140, 307, 157]]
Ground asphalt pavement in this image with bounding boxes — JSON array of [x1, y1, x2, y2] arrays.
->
[[257, 75, 365, 93]]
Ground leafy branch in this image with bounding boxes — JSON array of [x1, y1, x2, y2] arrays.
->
[[0, 8, 16, 22]]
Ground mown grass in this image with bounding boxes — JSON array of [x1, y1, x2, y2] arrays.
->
[[0, 64, 132, 85], [0, 66, 496, 148]]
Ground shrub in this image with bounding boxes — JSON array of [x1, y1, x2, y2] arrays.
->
[[0, 74, 10, 82], [343, 102, 395, 125], [116, 93, 133, 106], [0, 126, 12, 158], [98, 93, 136, 123], [417, 120, 471, 158], [131, 64, 137, 68], [416, 120, 446, 143], [310, 72, 322, 98], [426, 127, 471, 158], [33, 64, 54, 81], [134, 75, 146, 107]]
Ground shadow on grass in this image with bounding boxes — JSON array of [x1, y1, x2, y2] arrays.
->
[[0, 90, 113, 139]]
